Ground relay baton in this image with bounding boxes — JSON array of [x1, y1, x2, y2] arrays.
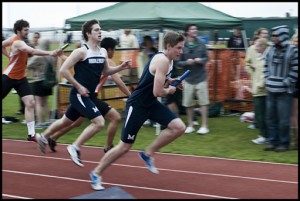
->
[[171, 70, 191, 87], [60, 43, 69, 50]]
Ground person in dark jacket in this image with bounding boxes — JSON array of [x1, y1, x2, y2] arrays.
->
[[263, 25, 298, 152], [227, 29, 245, 48]]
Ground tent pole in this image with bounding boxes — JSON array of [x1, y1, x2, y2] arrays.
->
[[241, 29, 248, 49]]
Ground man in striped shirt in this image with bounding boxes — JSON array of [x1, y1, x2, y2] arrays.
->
[[263, 25, 298, 152]]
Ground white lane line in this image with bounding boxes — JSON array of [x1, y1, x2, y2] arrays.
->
[[2, 193, 32, 199], [3, 169, 237, 199], [3, 139, 298, 166], [3, 152, 297, 184]]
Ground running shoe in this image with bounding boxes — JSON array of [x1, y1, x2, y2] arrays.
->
[[89, 170, 105, 191], [138, 151, 159, 174], [104, 144, 114, 153], [27, 134, 37, 142], [67, 145, 83, 167], [185, 126, 195, 134], [48, 137, 57, 152], [36, 134, 48, 154]]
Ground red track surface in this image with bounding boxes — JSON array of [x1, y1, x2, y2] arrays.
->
[[2, 139, 298, 199]]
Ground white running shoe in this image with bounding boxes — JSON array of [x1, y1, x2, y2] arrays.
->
[[185, 126, 195, 134], [36, 134, 48, 154], [197, 127, 209, 135], [89, 170, 105, 191], [2, 118, 12, 124], [193, 121, 199, 126], [252, 136, 267, 144], [67, 145, 83, 167]]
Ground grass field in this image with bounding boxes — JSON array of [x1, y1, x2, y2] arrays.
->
[[2, 46, 298, 164]]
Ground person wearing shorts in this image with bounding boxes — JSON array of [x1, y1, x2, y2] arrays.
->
[[177, 23, 210, 135], [2, 19, 61, 142], [89, 31, 186, 191], [45, 37, 131, 154], [35, 20, 131, 167]]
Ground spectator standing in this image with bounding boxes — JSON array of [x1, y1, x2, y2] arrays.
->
[[263, 25, 298, 152], [227, 29, 245, 48], [290, 32, 298, 150], [245, 28, 270, 144], [136, 35, 158, 79], [27, 39, 55, 129], [119, 29, 139, 48], [32, 32, 40, 47], [177, 24, 209, 134], [136, 35, 159, 127]]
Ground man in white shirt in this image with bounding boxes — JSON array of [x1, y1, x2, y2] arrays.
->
[[119, 29, 139, 48]]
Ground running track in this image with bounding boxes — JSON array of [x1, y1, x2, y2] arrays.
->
[[2, 139, 298, 199]]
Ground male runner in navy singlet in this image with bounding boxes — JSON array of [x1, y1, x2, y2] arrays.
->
[[89, 31, 186, 190], [36, 20, 131, 167]]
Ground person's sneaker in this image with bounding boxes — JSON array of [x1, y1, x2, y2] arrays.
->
[[27, 134, 37, 142], [138, 151, 159, 174], [36, 134, 48, 154], [48, 137, 57, 152], [274, 146, 288, 152], [185, 126, 195, 134], [67, 145, 83, 167], [2, 118, 12, 124], [264, 144, 276, 151], [252, 136, 267, 144], [197, 127, 209, 135], [193, 121, 199, 126], [104, 144, 114, 153], [89, 170, 105, 191], [143, 119, 151, 126], [247, 124, 256, 129]]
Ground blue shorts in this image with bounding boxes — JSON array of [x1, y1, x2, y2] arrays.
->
[[121, 100, 178, 144], [65, 93, 102, 121]]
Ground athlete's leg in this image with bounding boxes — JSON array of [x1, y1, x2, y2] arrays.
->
[[43, 114, 75, 139], [51, 117, 84, 141], [93, 140, 132, 175], [145, 102, 185, 157], [103, 108, 121, 149], [72, 115, 105, 147]]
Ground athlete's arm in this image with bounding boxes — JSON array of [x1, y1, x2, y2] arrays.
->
[[107, 58, 131, 96], [59, 48, 90, 97], [2, 37, 12, 58], [151, 55, 176, 97], [15, 40, 62, 57], [102, 48, 131, 76], [111, 73, 131, 96]]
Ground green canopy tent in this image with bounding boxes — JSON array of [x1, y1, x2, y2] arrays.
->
[[64, 2, 245, 58], [64, 2, 242, 31]]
